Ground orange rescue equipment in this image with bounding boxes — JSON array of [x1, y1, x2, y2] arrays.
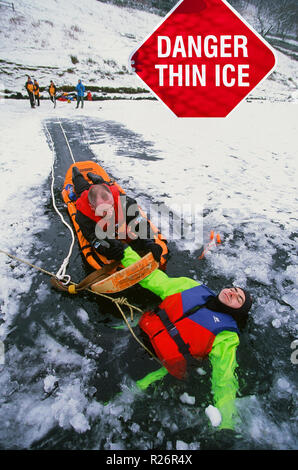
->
[[61, 160, 168, 292]]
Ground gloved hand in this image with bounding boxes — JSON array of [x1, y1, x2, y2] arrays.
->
[[142, 239, 163, 262], [91, 238, 125, 261]]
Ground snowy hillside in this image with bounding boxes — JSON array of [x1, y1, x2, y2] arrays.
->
[[0, 0, 297, 102], [0, 0, 159, 94]]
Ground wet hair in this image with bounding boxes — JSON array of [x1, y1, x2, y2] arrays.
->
[[88, 184, 112, 207]]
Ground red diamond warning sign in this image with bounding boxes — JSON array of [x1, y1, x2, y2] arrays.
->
[[130, 0, 276, 117]]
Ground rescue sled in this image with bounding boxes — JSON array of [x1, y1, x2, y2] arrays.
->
[[60, 160, 168, 293]]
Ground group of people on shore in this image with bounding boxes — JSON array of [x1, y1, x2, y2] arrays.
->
[[25, 76, 91, 109]]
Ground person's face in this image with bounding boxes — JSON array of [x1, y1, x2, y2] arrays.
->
[[218, 287, 245, 309], [92, 188, 114, 219]]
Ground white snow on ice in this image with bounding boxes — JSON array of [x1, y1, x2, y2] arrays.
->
[[205, 404, 222, 427]]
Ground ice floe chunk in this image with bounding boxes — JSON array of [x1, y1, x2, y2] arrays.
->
[[282, 291, 298, 311], [277, 377, 292, 393], [179, 392, 195, 405], [205, 405, 222, 427], [43, 375, 58, 394], [76, 308, 89, 323], [272, 318, 281, 328], [51, 379, 93, 433], [176, 440, 189, 450], [176, 440, 200, 450], [69, 412, 90, 434]]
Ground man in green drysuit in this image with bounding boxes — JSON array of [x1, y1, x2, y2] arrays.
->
[[119, 244, 253, 430]]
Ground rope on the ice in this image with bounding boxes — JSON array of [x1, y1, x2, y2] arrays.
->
[[0, 248, 163, 366], [58, 120, 76, 164], [0, 248, 57, 278], [44, 122, 76, 284]]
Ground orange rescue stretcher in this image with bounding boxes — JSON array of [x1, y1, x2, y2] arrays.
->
[[54, 160, 168, 294]]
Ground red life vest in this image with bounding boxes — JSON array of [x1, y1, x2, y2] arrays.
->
[[139, 284, 239, 379], [76, 183, 127, 239]]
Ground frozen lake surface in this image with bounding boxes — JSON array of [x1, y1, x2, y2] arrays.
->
[[0, 99, 297, 450]]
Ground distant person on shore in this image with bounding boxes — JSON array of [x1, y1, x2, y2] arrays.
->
[[33, 79, 40, 107], [76, 79, 85, 109], [87, 91, 92, 101], [25, 76, 35, 108], [48, 80, 57, 108]]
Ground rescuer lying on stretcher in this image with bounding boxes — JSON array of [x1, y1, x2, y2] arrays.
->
[[72, 166, 163, 263], [119, 245, 253, 430]]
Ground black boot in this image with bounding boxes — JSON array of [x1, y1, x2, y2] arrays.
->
[[72, 166, 82, 179], [87, 172, 105, 184]]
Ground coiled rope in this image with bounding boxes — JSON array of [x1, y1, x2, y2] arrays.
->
[[44, 121, 76, 285]]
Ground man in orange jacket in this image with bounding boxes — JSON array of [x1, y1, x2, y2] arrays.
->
[[33, 79, 40, 106], [25, 76, 35, 108], [48, 80, 57, 108]]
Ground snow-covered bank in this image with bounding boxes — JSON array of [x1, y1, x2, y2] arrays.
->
[[0, 0, 297, 103], [0, 0, 160, 92]]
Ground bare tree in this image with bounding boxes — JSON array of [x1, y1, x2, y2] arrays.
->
[[98, 0, 297, 38]]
